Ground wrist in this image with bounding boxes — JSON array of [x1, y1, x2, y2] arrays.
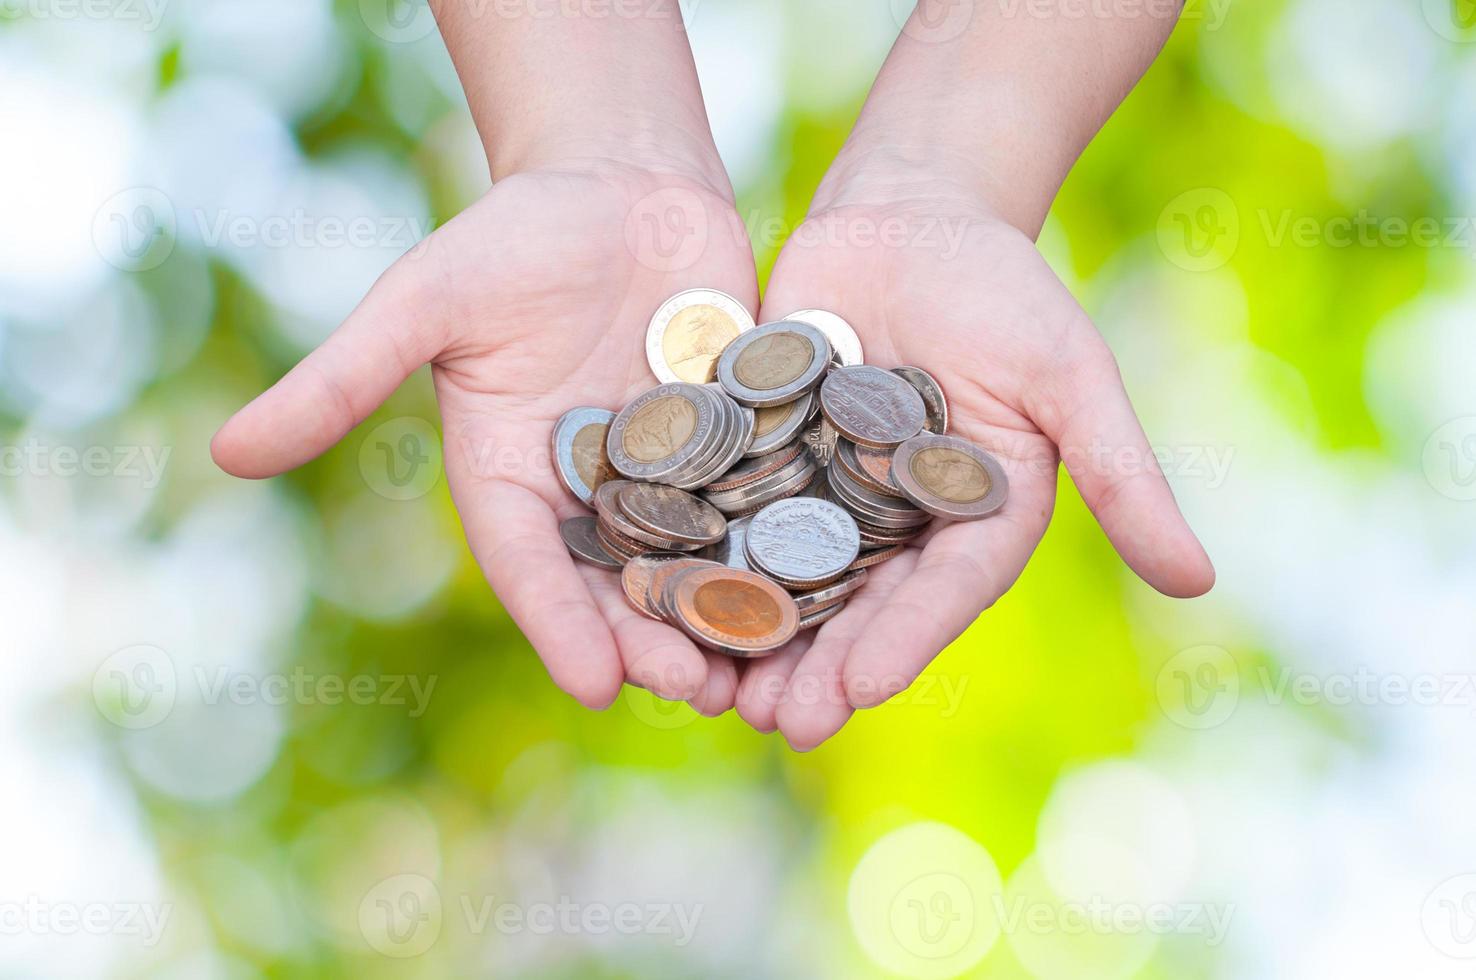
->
[[483, 111, 733, 202]]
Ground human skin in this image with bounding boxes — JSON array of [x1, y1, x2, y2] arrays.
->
[[211, 0, 758, 713], [733, 0, 1215, 749]]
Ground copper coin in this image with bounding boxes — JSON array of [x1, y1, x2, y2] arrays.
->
[[596, 519, 649, 561], [666, 565, 799, 656], [854, 519, 927, 548], [616, 482, 726, 547], [620, 553, 690, 620], [892, 433, 1009, 520], [891, 366, 949, 433], [835, 437, 904, 498], [819, 366, 927, 448], [847, 543, 906, 571], [706, 440, 805, 492], [594, 480, 698, 550], [560, 516, 623, 570], [827, 462, 933, 528]]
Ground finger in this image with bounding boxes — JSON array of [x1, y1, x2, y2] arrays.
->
[[583, 570, 709, 703], [212, 257, 441, 479], [774, 559, 912, 751], [842, 512, 1039, 709], [1029, 331, 1215, 598], [453, 479, 624, 709], [690, 652, 739, 717], [734, 635, 811, 733]]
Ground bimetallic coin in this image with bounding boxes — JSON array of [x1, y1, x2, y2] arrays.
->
[[560, 516, 623, 570], [820, 366, 927, 448], [892, 433, 1009, 520], [835, 438, 904, 498], [616, 482, 726, 547], [717, 321, 832, 407], [645, 288, 756, 384], [847, 543, 906, 572], [552, 407, 617, 506], [784, 309, 865, 366], [667, 566, 800, 656], [607, 383, 718, 484], [892, 366, 949, 433], [794, 568, 868, 612], [799, 601, 846, 630], [678, 386, 754, 489], [745, 392, 813, 458], [745, 498, 860, 588], [621, 553, 688, 620]]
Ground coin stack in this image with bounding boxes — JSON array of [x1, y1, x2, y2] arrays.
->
[[554, 288, 1009, 657]]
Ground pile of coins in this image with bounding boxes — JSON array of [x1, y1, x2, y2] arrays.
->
[[554, 288, 1008, 657]]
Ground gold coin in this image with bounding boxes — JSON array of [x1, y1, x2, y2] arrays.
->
[[621, 395, 698, 463], [910, 447, 990, 503], [733, 332, 815, 390], [662, 305, 742, 383]]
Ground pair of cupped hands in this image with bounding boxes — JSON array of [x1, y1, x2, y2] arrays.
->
[[211, 138, 1214, 751]]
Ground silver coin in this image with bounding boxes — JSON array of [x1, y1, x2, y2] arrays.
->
[[645, 288, 756, 384], [552, 407, 617, 506], [820, 366, 927, 448], [701, 451, 815, 513], [606, 383, 718, 484], [827, 462, 933, 529], [799, 601, 846, 630], [716, 321, 832, 407], [891, 366, 949, 433], [745, 391, 813, 458], [784, 309, 865, 366], [560, 516, 623, 570], [794, 568, 868, 612], [799, 414, 839, 468], [682, 385, 754, 488], [891, 433, 1009, 520], [745, 498, 860, 587], [703, 514, 753, 571]]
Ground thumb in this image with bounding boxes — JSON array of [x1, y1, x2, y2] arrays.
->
[[1028, 322, 1216, 599], [211, 258, 444, 479]]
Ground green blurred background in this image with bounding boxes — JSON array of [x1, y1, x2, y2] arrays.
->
[[3, 0, 1475, 976]]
